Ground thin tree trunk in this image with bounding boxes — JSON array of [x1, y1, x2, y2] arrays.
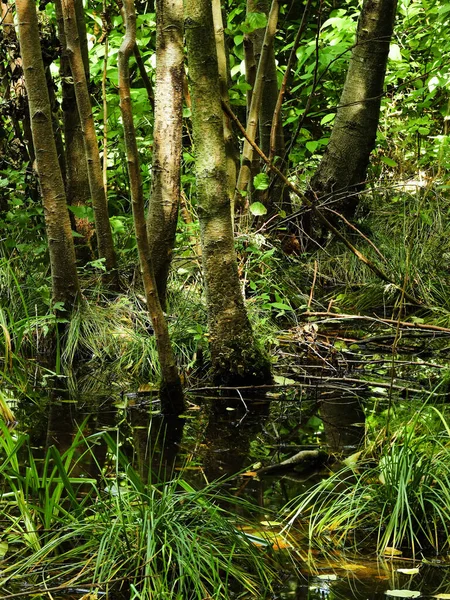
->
[[61, 0, 118, 287], [15, 0, 79, 310], [184, 0, 272, 385], [234, 0, 279, 208], [212, 0, 239, 214], [119, 0, 184, 414], [55, 0, 94, 265], [244, 0, 288, 214], [310, 0, 398, 217], [146, 0, 184, 310]]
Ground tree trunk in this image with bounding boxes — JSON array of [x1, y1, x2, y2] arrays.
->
[[234, 0, 279, 208], [244, 0, 288, 215], [146, 0, 184, 310], [212, 0, 239, 215], [184, 0, 272, 385], [55, 0, 95, 265], [310, 0, 397, 217], [61, 0, 118, 288], [15, 0, 80, 310], [119, 0, 184, 414]]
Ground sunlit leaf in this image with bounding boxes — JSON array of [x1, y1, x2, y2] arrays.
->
[[273, 375, 297, 385], [385, 591, 420, 598], [383, 547, 403, 556], [397, 568, 420, 575], [0, 541, 8, 559], [343, 451, 363, 467], [389, 44, 403, 61], [320, 113, 335, 125], [253, 173, 270, 190], [306, 140, 319, 153], [249, 202, 268, 216]]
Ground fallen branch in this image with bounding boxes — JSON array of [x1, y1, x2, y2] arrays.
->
[[257, 449, 330, 475], [303, 311, 450, 334]]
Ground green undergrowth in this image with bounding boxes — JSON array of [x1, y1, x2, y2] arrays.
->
[[0, 422, 278, 599], [309, 184, 450, 319], [282, 402, 450, 557]]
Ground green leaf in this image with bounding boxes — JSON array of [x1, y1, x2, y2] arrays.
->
[[242, 12, 267, 33], [381, 156, 398, 167], [306, 141, 319, 153], [249, 202, 267, 216], [270, 301, 291, 311], [68, 205, 94, 221], [253, 173, 269, 190], [273, 375, 297, 385], [320, 113, 335, 125], [0, 541, 8, 559]]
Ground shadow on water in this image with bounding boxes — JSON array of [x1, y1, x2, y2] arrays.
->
[[5, 366, 450, 599]]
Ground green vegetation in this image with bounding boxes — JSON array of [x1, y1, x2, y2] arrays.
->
[[0, 422, 276, 598], [2, 0, 450, 594], [283, 403, 450, 556]]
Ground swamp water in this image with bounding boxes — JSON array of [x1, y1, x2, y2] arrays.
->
[[3, 316, 450, 599], [2, 389, 450, 600]]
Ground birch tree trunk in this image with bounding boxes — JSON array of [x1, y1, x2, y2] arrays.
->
[[119, 0, 184, 414], [310, 0, 397, 217], [184, 0, 272, 385], [15, 0, 79, 310], [61, 0, 118, 287], [146, 0, 184, 310]]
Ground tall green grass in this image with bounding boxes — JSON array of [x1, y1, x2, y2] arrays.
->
[[0, 423, 276, 599], [283, 406, 450, 556]]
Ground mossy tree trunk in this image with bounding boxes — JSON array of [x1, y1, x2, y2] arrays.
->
[[146, 0, 184, 310], [119, 0, 184, 414], [184, 0, 272, 385], [310, 0, 398, 217], [61, 0, 118, 288], [15, 0, 80, 310], [212, 0, 239, 214], [55, 0, 94, 265]]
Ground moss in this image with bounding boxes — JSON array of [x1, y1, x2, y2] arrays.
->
[[211, 338, 272, 386]]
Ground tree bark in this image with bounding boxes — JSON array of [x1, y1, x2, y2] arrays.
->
[[310, 0, 398, 217], [15, 0, 79, 310], [244, 0, 288, 214], [146, 0, 184, 310], [54, 0, 95, 265], [234, 0, 279, 208], [212, 0, 239, 214], [184, 0, 272, 385], [119, 0, 184, 414], [61, 0, 118, 287]]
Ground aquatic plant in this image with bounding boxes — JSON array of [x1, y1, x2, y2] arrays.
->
[[0, 423, 276, 599], [283, 406, 450, 556]]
